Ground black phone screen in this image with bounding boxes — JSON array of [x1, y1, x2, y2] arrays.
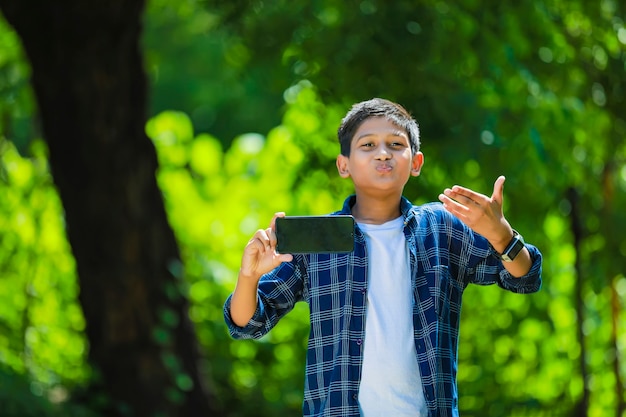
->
[[276, 216, 355, 254]]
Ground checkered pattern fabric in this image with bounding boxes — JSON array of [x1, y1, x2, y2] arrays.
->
[[225, 195, 542, 417]]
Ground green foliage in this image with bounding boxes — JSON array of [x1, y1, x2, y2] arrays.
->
[[0, 366, 98, 417], [142, 0, 288, 143], [0, 138, 91, 414], [1, 0, 625, 416], [0, 14, 36, 154]]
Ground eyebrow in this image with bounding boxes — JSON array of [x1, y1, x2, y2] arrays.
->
[[355, 130, 408, 141]]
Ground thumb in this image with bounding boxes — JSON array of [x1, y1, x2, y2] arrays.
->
[[277, 253, 294, 263], [492, 175, 506, 205]]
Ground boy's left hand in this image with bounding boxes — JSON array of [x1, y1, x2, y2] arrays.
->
[[438, 175, 514, 252]]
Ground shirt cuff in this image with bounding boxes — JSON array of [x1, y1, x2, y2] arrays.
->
[[497, 244, 543, 293], [223, 294, 267, 339]]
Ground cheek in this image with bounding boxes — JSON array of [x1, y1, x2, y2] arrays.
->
[[396, 151, 413, 168], [400, 149, 413, 158], [349, 156, 369, 169]]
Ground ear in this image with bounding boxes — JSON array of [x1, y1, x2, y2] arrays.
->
[[410, 151, 424, 177], [336, 154, 350, 178]]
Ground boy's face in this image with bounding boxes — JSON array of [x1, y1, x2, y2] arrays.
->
[[336, 117, 424, 197]]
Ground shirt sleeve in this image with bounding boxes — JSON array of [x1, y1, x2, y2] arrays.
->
[[224, 258, 306, 340], [439, 205, 542, 294]]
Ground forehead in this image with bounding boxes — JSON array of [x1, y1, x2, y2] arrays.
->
[[352, 117, 408, 141]]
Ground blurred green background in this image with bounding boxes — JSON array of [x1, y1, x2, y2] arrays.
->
[[1, 0, 625, 416]]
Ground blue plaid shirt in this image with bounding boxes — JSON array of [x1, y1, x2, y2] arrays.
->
[[224, 195, 542, 417]]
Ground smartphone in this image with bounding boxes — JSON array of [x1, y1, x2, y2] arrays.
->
[[276, 215, 355, 254]]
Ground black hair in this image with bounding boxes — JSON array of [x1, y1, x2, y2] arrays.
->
[[337, 98, 420, 156]]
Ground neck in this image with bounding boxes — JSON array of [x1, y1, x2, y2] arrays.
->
[[351, 193, 403, 224]]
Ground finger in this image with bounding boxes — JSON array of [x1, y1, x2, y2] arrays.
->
[[448, 184, 486, 204], [252, 228, 272, 251], [270, 212, 286, 232], [277, 253, 294, 263], [269, 212, 286, 247], [242, 237, 267, 270], [492, 175, 505, 205], [438, 193, 471, 218], [442, 187, 479, 209]]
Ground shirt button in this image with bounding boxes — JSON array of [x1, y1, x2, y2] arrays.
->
[[352, 393, 358, 401], [356, 339, 362, 345], [361, 288, 366, 295]]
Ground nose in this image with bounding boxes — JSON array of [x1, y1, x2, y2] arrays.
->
[[376, 146, 391, 160]]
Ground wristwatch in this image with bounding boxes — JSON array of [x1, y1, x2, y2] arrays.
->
[[497, 230, 525, 262]]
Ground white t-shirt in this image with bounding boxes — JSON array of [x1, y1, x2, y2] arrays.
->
[[357, 217, 428, 417]]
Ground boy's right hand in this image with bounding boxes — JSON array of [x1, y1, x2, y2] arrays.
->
[[231, 213, 294, 327], [239, 212, 294, 282]]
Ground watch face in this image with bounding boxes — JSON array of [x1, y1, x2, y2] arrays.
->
[[503, 238, 524, 262]]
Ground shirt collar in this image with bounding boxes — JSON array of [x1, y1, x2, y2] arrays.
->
[[339, 195, 415, 221]]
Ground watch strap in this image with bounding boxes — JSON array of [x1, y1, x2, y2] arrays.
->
[[497, 230, 525, 262]]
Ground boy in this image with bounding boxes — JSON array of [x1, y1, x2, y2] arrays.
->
[[224, 98, 542, 416]]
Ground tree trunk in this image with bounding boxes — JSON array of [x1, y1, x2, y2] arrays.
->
[[567, 187, 589, 417], [0, 1, 216, 416]]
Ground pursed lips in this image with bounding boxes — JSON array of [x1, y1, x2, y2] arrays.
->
[[375, 162, 393, 173]]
